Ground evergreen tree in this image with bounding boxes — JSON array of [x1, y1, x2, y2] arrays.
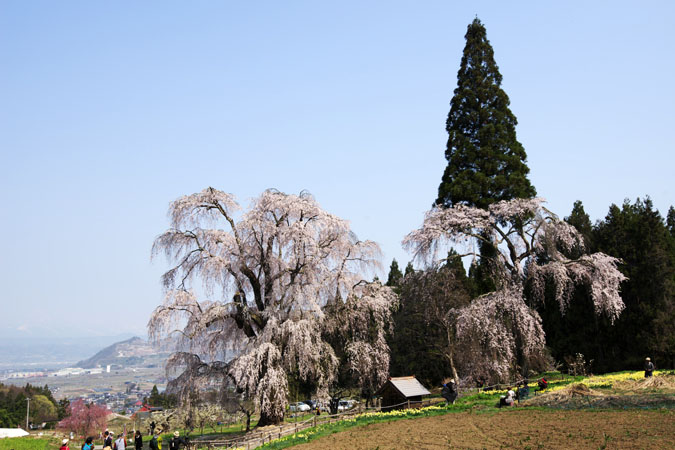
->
[[149, 385, 161, 406], [404, 262, 415, 277], [57, 399, 70, 420], [667, 206, 675, 236], [565, 200, 594, 255], [467, 247, 496, 297], [388, 256, 471, 386], [540, 198, 675, 371], [593, 198, 675, 370], [385, 259, 403, 288], [436, 18, 535, 209]]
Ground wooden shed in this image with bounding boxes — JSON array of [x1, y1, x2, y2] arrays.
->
[[376, 376, 431, 411]]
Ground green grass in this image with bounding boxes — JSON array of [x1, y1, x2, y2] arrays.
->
[[0, 436, 60, 450]]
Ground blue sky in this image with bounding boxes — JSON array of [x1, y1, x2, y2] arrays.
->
[[1, 1, 673, 338]]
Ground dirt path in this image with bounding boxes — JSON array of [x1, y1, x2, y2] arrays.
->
[[291, 409, 674, 449]]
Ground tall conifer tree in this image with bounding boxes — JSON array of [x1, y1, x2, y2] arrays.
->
[[385, 259, 403, 289], [436, 18, 535, 209]]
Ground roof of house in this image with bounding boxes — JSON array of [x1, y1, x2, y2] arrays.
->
[[379, 376, 430, 398]]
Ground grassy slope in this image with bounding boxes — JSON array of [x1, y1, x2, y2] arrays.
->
[[257, 370, 674, 450], [0, 436, 60, 450]]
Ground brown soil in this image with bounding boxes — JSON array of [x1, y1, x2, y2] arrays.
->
[[292, 409, 675, 449]]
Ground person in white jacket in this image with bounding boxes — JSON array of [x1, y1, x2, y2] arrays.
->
[[114, 435, 126, 450]]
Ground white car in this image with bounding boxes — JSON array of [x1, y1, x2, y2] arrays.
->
[[289, 401, 311, 412], [337, 400, 356, 411]]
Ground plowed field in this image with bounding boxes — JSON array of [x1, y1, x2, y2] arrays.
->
[[291, 409, 674, 449]]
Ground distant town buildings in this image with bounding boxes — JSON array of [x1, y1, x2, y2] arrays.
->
[[2, 367, 105, 379]]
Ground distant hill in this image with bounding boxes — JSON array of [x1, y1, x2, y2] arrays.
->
[[76, 336, 170, 368], [0, 334, 137, 371]]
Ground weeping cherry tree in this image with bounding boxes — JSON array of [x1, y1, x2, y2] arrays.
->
[[404, 198, 626, 382], [149, 188, 396, 426]]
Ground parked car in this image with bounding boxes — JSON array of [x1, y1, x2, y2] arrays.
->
[[302, 400, 316, 410], [289, 401, 311, 412], [337, 399, 357, 411]]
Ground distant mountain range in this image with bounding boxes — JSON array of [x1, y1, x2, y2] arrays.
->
[[76, 336, 171, 368], [0, 334, 138, 371]]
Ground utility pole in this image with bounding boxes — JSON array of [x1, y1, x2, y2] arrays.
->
[[26, 397, 31, 430]]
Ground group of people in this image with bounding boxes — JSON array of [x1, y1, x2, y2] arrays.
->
[[97, 430, 144, 450], [57, 428, 184, 450], [497, 378, 544, 408], [151, 430, 185, 450], [494, 356, 656, 408]]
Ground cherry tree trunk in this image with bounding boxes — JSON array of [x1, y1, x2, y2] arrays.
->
[[256, 410, 283, 427]]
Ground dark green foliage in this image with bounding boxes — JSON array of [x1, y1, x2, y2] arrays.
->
[[667, 206, 675, 236], [147, 384, 177, 408], [534, 280, 608, 372], [538, 198, 675, 372], [149, 385, 160, 404], [57, 398, 69, 420], [286, 375, 315, 406], [388, 253, 471, 387], [436, 18, 535, 209], [467, 239, 497, 296], [0, 382, 61, 427], [593, 198, 675, 370], [565, 200, 594, 253], [385, 259, 403, 289], [436, 18, 535, 296], [404, 262, 415, 277]]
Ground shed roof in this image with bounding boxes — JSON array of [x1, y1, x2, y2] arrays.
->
[[381, 376, 430, 398]]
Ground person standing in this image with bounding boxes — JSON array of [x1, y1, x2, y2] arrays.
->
[[441, 380, 458, 405], [168, 431, 182, 450], [103, 431, 113, 450], [114, 434, 126, 450], [82, 437, 94, 450], [448, 380, 458, 404], [441, 383, 451, 405], [60, 439, 70, 450], [149, 431, 162, 450], [644, 357, 655, 377], [134, 431, 143, 450]]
